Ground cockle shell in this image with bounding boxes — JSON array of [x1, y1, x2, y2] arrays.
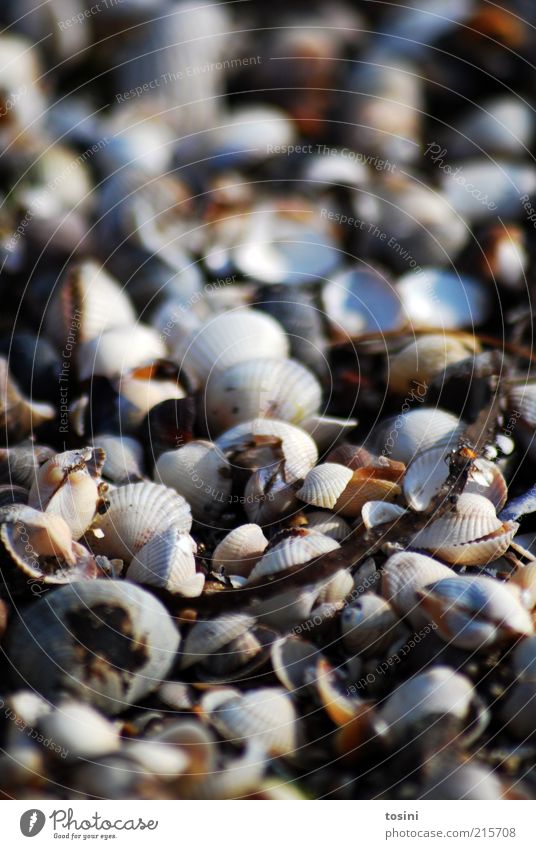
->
[[180, 614, 256, 670], [202, 357, 322, 435], [154, 440, 232, 525], [361, 500, 407, 529], [28, 447, 103, 539], [341, 594, 402, 656], [397, 268, 491, 328], [374, 407, 465, 463], [381, 551, 455, 626], [417, 575, 534, 649], [248, 531, 339, 582], [126, 528, 203, 597], [7, 581, 180, 713], [508, 382, 536, 427], [45, 260, 136, 348], [403, 447, 507, 512], [95, 434, 145, 484], [200, 687, 298, 757], [0, 357, 55, 441], [243, 466, 298, 526], [0, 444, 55, 489], [379, 667, 475, 738], [114, 363, 186, 423], [216, 418, 318, 483], [77, 324, 167, 381], [178, 614, 274, 681], [305, 510, 351, 541], [410, 493, 518, 565], [387, 333, 479, 394], [179, 308, 289, 384], [38, 701, 120, 760], [296, 461, 403, 517], [87, 481, 191, 563], [212, 524, 268, 577]]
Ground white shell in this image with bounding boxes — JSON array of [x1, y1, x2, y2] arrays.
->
[[306, 511, 351, 541], [95, 434, 144, 483], [154, 441, 232, 525], [212, 524, 268, 577], [114, 369, 186, 421], [216, 418, 318, 483], [316, 568, 353, 605], [77, 324, 166, 381], [45, 260, 136, 347], [243, 468, 298, 526], [38, 702, 120, 759], [249, 532, 339, 581], [180, 613, 256, 670], [374, 407, 464, 463], [381, 551, 455, 626], [418, 575, 534, 649], [341, 594, 401, 656], [28, 449, 100, 540], [508, 383, 536, 427], [201, 686, 298, 757], [388, 334, 478, 394], [88, 481, 191, 563], [127, 528, 203, 597], [361, 501, 407, 529], [397, 268, 491, 328], [202, 358, 322, 434], [179, 308, 289, 383], [296, 463, 353, 509], [379, 667, 474, 736]]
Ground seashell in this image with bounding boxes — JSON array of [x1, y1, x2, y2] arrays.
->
[[510, 563, 536, 610], [508, 382, 536, 428], [180, 613, 256, 670], [0, 444, 55, 489], [232, 211, 340, 287], [381, 551, 455, 627], [397, 268, 491, 329], [387, 333, 479, 394], [445, 96, 534, 159], [200, 686, 298, 757], [37, 701, 120, 759], [296, 462, 403, 518], [300, 415, 358, 451], [69, 755, 163, 799], [123, 740, 189, 779], [114, 362, 186, 424], [374, 407, 465, 463], [323, 267, 403, 337], [202, 358, 322, 435], [212, 524, 268, 577], [315, 568, 353, 605], [126, 528, 203, 597], [361, 500, 407, 529], [154, 440, 232, 525], [45, 260, 136, 349], [247, 584, 321, 633], [179, 308, 289, 384], [207, 105, 295, 168], [403, 448, 508, 512], [28, 447, 103, 539], [216, 418, 318, 483], [305, 510, 351, 541], [271, 635, 329, 695], [0, 357, 55, 442], [341, 594, 402, 656], [326, 443, 375, 469], [77, 324, 167, 382], [7, 581, 180, 714], [440, 161, 536, 223], [410, 493, 518, 565], [243, 467, 298, 526], [95, 434, 145, 484], [87, 481, 191, 563], [417, 575, 534, 649], [379, 667, 475, 739], [248, 531, 339, 582]]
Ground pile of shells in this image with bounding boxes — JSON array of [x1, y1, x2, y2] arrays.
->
[[2, 0, 536, 802]]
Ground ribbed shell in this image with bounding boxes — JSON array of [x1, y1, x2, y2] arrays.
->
[[316, 568, 353, 604], [296, 463, 353, 509], [154, 441, 232, 524], [403, 448, 508, 512], [96, 434, 144, 483], [418, 575, 534, 649], [374, 407, 464, 463], [201, 687, 298, 756], [509, 383, 536, 426], [216, 418, 318, 483], [381, 551, 455, 624], [180, 614, 256, 670], [341, 594, 400, 656], [203, 357, 322, 434], [305, 511, 352, 541], [411, 493, 503, 548], [45, 260, 136, 347], [77, 324, 166, 381], [379, 667, 474, 734], [248, 532, 339, 581], [126, 528, 203, 597], [88, 482, 192, 563], [7, 581, 180, 714], [179, 309, 289, 384], [419, 522, 518, 566], [212, 524, 268, 576]]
